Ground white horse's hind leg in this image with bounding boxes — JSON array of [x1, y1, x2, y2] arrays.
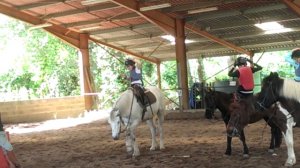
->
[[157, 110, 165, 150], [278, 105, 296, 166], [146, 119, 158, 151]]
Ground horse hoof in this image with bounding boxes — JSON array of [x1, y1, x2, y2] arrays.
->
[[160, 146, 165, 150], [150, 147, 156, 151], [224, 151, 231, 156], [284, 163, 294, 167], [268, 149, 275, 153], [243, 154, 249, 158], [284, 161, 296, 167]]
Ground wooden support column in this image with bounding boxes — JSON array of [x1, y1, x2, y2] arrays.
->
[[175, 19, 189, 110], [156, 62, 162, 89], [79, 33, 93, 110]]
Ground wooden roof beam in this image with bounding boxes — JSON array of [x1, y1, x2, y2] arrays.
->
[[90, 37, 160, 64], [282, 0, 300, 16], [63, 13, 140, 28], [162, 0, 242, 13], [89, 23, 154, 35], [42, 3, 119, 20], [106, 32, 162, 43], [185, 24, 251, 56], [0, 3, 80, 48], [17, 0, 66, 10], [110, 0, 176, 36], [111, 0, 250, 56], [186, 3, 286, 21]]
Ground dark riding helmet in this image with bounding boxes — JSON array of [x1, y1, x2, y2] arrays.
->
[[236, 57, 247, 66], [125, 59, 135, 66], [292, 49, 300, 59]]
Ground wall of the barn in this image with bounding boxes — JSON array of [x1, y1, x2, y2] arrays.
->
[[0, 96, 85, 124]]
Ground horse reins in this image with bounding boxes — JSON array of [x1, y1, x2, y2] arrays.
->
[[119, 89, 135, 134], [256, 82, 275, 111]]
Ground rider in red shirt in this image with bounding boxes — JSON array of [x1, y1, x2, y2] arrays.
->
[[228, 57, 262, 99]]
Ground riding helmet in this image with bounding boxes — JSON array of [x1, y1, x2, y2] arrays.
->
[[292, 49, 300, 59], [236, 57, 247, 66], [125, 59, 135, 66]]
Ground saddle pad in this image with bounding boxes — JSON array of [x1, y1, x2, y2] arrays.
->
[[145, 90, 156, 105]]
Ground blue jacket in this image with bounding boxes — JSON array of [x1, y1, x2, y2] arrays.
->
[[285, 52, 300, 81], [129, 67, 143, 85]]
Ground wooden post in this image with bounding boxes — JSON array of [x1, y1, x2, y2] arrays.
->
[[79, 33, 93, 110], [175, 19, 189, 110], [156, 62, 162, 89]]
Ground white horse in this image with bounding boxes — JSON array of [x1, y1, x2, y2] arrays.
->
[[108, 86, 165, 157]]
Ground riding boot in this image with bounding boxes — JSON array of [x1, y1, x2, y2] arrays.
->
[[133, 85, 147, 119]]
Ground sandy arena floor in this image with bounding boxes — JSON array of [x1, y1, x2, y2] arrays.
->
[[5, 112, 300, 168]]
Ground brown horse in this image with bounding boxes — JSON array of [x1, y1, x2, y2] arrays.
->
[[228, 72, 300, 166], [205, 89, 282, 157]]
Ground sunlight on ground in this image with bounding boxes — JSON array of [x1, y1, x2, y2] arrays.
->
[[5, 110, 110, 134]]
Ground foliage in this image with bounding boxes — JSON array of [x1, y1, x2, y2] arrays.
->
[[161, 61, 177, 89], [0, 15, 79, 100]]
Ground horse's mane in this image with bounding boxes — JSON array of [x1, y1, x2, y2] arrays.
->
[[282, 79, 300, 102]]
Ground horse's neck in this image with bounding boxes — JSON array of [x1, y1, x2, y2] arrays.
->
[[215, 92, 232, 114], [117, 90, 137, 115]]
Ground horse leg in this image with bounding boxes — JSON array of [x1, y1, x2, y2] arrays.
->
[[125, 130, 133, 156], [282, 128, 296, 166], [239, 130, 249, 158], [276, 104, 296, 166], [124, 121, 140, 157], [130, 121, 140, 157], [225, 135, 232, 156], [157, 110, 165, 150], [274, 127, 282, 148], [268, 127, 276, 153], [268, 126, 282, 152], [146, 119, 158, 151]]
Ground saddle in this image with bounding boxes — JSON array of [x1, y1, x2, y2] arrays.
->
[[132, 87, 157, 107], [234, 91, 253, 102], [131, 87, 157, 120]]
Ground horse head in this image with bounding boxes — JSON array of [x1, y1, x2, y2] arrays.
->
[[204, 87, 216, 119], [257, 72, 281, 109], [227, 100, 250, 137], [108, 108, 122, 140]]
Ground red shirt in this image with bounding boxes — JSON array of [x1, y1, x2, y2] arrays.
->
[[238, 66, 254, 90], [0, 149, 9, 168]]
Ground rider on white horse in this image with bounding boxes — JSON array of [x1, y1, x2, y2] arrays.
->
[[123, 58, 147, 116]]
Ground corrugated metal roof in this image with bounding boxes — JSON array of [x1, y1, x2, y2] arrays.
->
[[0, 0, 300, 62]]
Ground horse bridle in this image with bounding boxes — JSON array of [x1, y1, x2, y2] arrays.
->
[[114, 91, 135, 136], [256, 81, 277, 111]]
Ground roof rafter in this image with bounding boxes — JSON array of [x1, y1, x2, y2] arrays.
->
[[63, 12, 140, 28], [0, 3, 80, 48], [89, 23, 154, 35], [17, 0, 66, 10], [105, 32, 162, 43], [186, 3, 286, 22], [110, 0, 250, 56], [89, 37, 160, 64], [42, 3, 119, 20], [282, 0, 300, 16]]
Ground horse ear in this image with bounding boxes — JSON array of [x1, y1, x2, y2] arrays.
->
[[270, 72, 279, 78]]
